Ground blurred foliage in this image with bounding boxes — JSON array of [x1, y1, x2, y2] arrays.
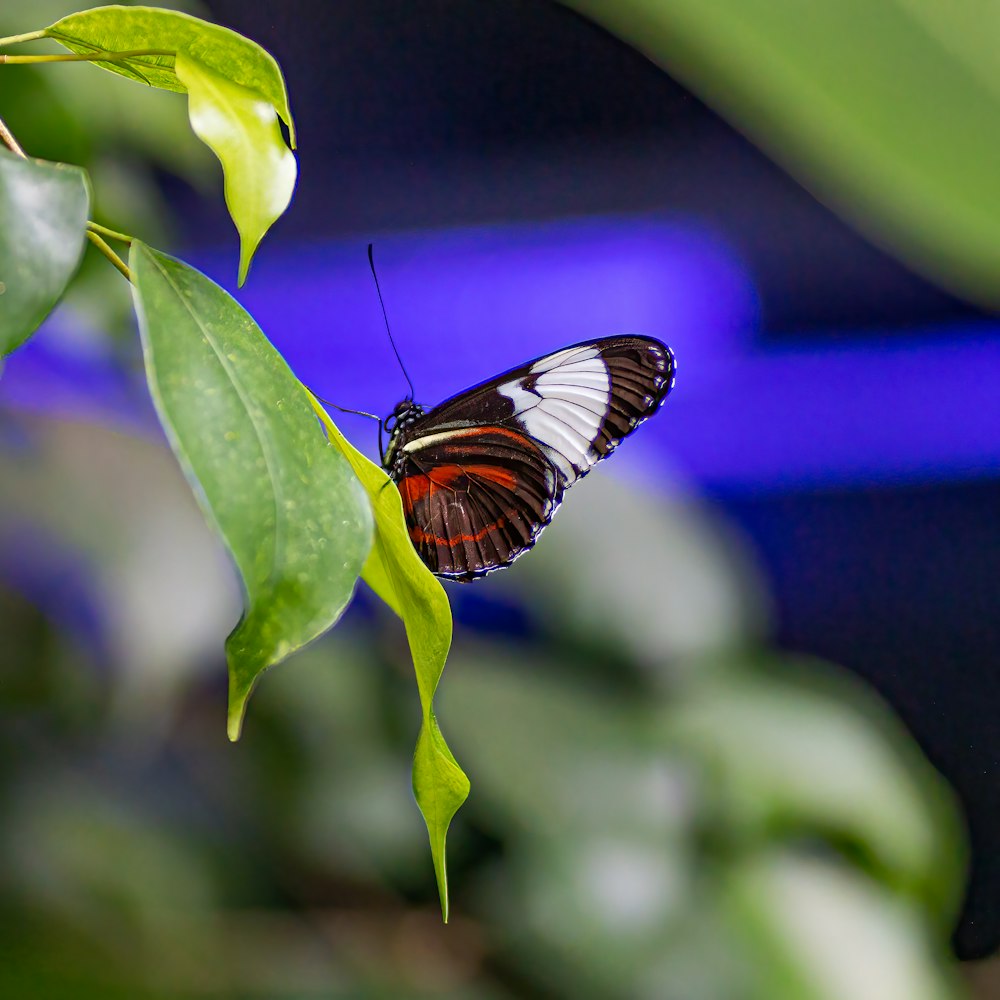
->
[[0, 1, 981, 994], [0, 414, 969, 998], [559, 0, 1000, 312], [0, 0, 211, 344]]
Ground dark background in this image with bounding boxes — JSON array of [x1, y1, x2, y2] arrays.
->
[[176, 0, 1000, 961]]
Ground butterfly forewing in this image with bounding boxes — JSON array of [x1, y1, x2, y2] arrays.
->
[[387, 336, 675, 580]]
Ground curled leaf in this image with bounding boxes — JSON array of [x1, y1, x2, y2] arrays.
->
[[309, 393, 467, 922], [45, 5, 295, 144], [175, 52, 296, 285]]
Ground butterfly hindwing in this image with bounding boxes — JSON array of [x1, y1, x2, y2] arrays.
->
[[395, 426, 563, 580], [386, 336, 675, 580]]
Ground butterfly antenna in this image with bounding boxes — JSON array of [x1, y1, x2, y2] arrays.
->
[[368, 243, 416, 401], [310, 392, 382, 424], [309, 389, 387, 464]]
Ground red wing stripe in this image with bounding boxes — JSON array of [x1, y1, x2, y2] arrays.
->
[[398, 466, 465, 504], [464, 464, 518, 491], [410, 519, 506, 546], [399, 462, 519, 506]]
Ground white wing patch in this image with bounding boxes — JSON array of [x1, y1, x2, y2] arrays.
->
[[497, 347, 610, 481]]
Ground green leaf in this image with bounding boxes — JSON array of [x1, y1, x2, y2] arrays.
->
[[45, 4, 295, 145], [668, 665, 965, 924], [308, 393, 467, 922], [0, 148, 89, 356], [129, 242, 372, 740], [558, 0, 1000, 309], [39, 4, 298, 283], [724, 850, 965, 1000], [174, 52, 296, 286]]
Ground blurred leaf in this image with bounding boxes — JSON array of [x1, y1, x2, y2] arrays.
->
[[0, 55, 92, 167], [495, 473, 767, 672], [0, 149, 89, 356], [558, 0, 1000, 308], [0, 415, 242, 723], [174, 52, 296, 286], [668, 664, 965, 923], [45, 4, 295, 144], [497, 835, 694, 995], [445, 646, 671, 839], [0, 774, 225, 998], [6, 776, 216, 919], [445, 650, 735, 998], [129, 243, 372, 741], [250, 638, 429, 879], [309, 394, 467, 923], [725, 849, 965, 1000]]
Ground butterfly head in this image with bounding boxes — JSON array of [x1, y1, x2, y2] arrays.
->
[[383, 398, 425, 472]]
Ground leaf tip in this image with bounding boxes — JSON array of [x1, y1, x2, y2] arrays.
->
[[433, 844, 451, 924], [226, 706, 245, 742], [226, 670, 253, 742], [237, 248, 251, 287]]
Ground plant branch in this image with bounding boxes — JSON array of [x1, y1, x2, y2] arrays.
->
[[0, 115, 27, 158], [0, 31, 46, 47], [87, 221, 133, 245], [0, 48, 173, 65], [87, 231, 131, 281]]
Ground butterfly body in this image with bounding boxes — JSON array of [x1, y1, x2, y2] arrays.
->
[[384, 336, 675, 581]]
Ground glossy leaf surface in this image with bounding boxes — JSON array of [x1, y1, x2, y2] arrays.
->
[[130, 243, 372, 740], [0, 148, 88, 356], [45, 5, 295, 143], [175, 52, 296, 285]]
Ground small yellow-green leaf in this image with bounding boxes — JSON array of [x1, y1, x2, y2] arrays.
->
[[174, 52, 296, 286], [0, 149, 89, 356], [308, 393, 467, 922], [130, 243, 372, 740], [45, 4, 295, 145]]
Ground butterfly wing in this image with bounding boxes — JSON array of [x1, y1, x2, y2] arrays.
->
[[391, 336, 675, 579], [395, 426, 563, 580]]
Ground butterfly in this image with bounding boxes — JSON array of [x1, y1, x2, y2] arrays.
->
[[382, 336, 676, 581]]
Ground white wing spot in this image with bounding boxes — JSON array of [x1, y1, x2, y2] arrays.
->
[[498, 352, 610, 480]]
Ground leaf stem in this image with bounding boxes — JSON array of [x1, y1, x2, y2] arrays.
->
[[0, 30, 46, 47], [87, 221, 133, 245], [0, 48, 174, 65], [0, 115, 27, 158], [86, 231, 131, 281]]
